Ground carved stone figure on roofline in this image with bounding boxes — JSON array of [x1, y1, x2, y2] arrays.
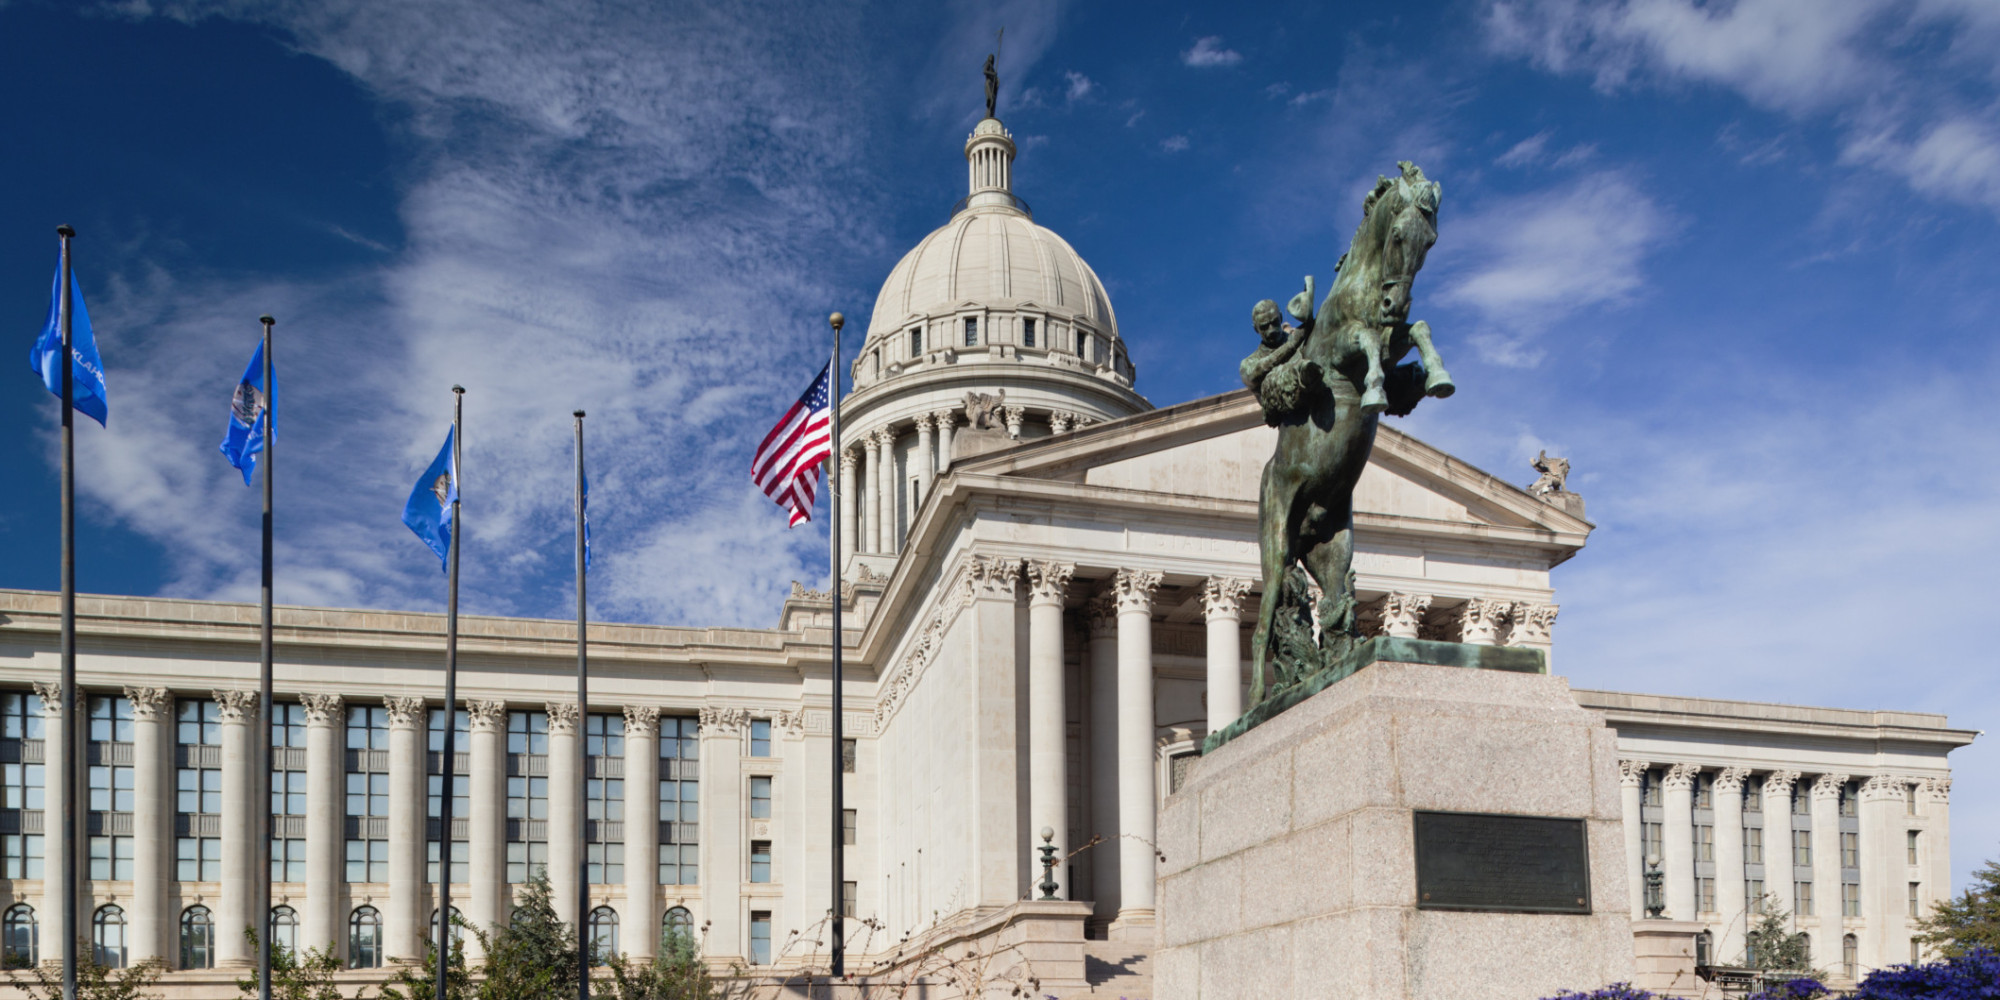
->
[[1529, 450, 1587, 518], [1244, 161, 1456, 709]]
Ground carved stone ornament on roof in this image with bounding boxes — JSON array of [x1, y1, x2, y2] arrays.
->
[[467, 700, 508, 733], [1202, 577, 1252, 621], [1858, 775, 1906, 801], [383, 696, 428, 728], [1714, 766, 1752, 794], [1618, 759, 1652, 786], [1379, 593, 1432, 639], [1507, 603, 1559, 646], [1026, 560, 1076, 604], [545, 702, 581, 735], [698, 706, 751, 735], [214, 689, 261, 724], [1763, 770, 1802, 796], [1456, 598, 1513, 645], [125, 686, 169, 720], [1112, 568, 1163, 616], [1661, 763, 1701, 790], [300, 693, 345, 726], [1810, 772, 1850, 799], [32, 682, 60, 716], [968, 555, 1022, 598], [1528, 451, 1586, 518], [623, 705, 661, 735], [1921, 776, 1951, 801]]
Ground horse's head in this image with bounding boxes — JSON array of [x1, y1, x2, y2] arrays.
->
[[1364, 162, 1441, 326]]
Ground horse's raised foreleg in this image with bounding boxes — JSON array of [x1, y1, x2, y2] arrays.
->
[[1354, 325, 1389, 415], [1407, 320, 1455, 398]]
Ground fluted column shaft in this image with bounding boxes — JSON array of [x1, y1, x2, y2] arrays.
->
[[915, 416, 936, 513], [127, 688, 169, 963], [875, 428, 898, 554], [1762, 772, 1800, 921], [35, 684, 68, 963], [1857, 776, 1903, 972], [1620, 760, 1648, 920], [698, 711, 745, 962], [217, 690, 260, 966], [1809, 774, 1847, 968], [1662, 763, 1698, 921], [623, 707, 661, 961], [547, 703, 582, 930], [301, 694, 344, 954], [838, 450, 858, 569], [1113, 569, 1161, 933], [1201, 579, 1248, 733], [467, 701, 507, 952], [934, 410, 957, 475], [860, 436, 879, 554], [1084, 594, 1119, 924], [1715, 767, 1750, 960], [385, 697, 428, 963], [1026, 561, 1073, 898]]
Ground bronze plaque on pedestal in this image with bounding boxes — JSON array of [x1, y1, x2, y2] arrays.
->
[[1413, 811, 1591, 914]]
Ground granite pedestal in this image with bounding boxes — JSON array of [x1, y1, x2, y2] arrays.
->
[[1156, 653, 1637, 1000]]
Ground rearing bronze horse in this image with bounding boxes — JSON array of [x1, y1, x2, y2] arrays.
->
[[1248, 162, 1455, 705]]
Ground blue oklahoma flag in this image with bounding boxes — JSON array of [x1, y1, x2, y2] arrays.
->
[[219, 339, 274, 485], [401, 426, 457, 571], [28, 254, 108, 426]]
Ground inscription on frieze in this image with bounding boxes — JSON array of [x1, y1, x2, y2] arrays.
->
[[1413, 811, 1590, 914]]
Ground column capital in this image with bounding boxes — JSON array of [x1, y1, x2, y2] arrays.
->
[[871, 426, 896, 447], [1025, 560, 1075, 605], [967, 555, 1021, 598], [1002, 405, 1025, 439], [300, 693, 345, 726], [861, 433, 881, 455], [214, 689, 260, 723], [932, 408, 959, 430], [1921, 776, 1952, 802], [1714, 766, 1753, 794], [1085, 589, 1118, 637], [1762, 770, 1802, 797], [1201, 577, 1251, 620], [1618, 759, 1652, 787], [467, 700, 508, 733], [1507, 603, 1558, 646], [383, 696, 427, 729], [1809, 772, 1850, 799], [1661, 762, 1701, 791], [1049, 411, 1075, 434], [840, 448, 859, 471], [31, 682, 60, 716], [623, 705, 661, 735], [1858, 775, 1906, 802], [1112, 568, 1162, 615], [1456, 598, 1513, 645], [698, 706, 750, 735], [125, 686, 170, 720], [546, 702, 580, 735], [1379, 593, 1432, 638], [914, 413, 936, 433]]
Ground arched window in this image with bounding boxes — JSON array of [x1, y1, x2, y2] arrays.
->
[[348, 906, 382, 969], [428, 906, 465, 945], [268, 906, 299, 960], [3, 903, 37, 968], [586, 906, 618, 965], [179, 905, 215, 970], [663, 906, 693, 943], [1843, 934, 1858, 980], [92, 905, 127, 969]]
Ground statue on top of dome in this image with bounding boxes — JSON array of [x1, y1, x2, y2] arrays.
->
[[984, 53, 999, 119]]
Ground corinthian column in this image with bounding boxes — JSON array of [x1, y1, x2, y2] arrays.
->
[[1714, 766, 1751, 959], [1762, 771, 1800, 920], [1809, 773, 1848, 968], [126, 687, 169, 963], [214, 690, 261, 966], [623, 706, 661, 961], [914, 415, 936, 511], [1112, 568, 1162, 937], [1661, 763, 1699, 921], [384, 696, 429, 963], [1620, 759, 1650, 920], [838, 450, 859, 569], [466, 700, 508, 952], [300, 694, 344, 955], [875, 428, 899, 554], [1084, 591, 1119, 924], [933, 409, 958, 474], [1201, 578, 1249, 732], [1025, 560, 1074, 898], [1380, 593, 1431, 640], [34, 683, 68, 961], [547, 702, 582, 929]]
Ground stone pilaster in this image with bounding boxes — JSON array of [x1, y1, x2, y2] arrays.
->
[[874, 428, 899, 555], [1025, 560, 1074, 898], [546, 702, 582, 930], [1201, 578, 1250, 732], [838, 449, 859, 569], [1808, 772, 1849, 968], [1922, 776, 1952, 958], [384, 695, 429, 963], [698, 707, 748, 963], [932, 409, 958, 475], [465, 700, 507, 952], [1857, 775, 1906, 971], [215, 689, 261, 966], [860, 435, 879, 555], [1379, 593, 1431, 640], [914, 415, 936, 512], [1761, 770, 1801, 920], [1457, 598, 1512, 646], [1112, 568, 1162, 936], [33, 683, 68, 964], [125, 687, 170, 963], [300, 693, 344, 955], [1714, 766, 1751, 959], [1661, 763, 1700, 921], [1620, 759, 1650, 920], [622, 706, 661, 960], [1084, 589, 1120, 925], [967, 556, 1022, 907]]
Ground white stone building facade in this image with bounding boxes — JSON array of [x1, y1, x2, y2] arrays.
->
[[0, 111, 1973, 995]]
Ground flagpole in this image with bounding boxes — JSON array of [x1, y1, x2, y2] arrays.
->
[[827, 312, 845, 980], [437, 386, 464, 1000], [257, 314, 276, 1000], [55, 223, 77, 1000], [573, 410, 588, 1000]]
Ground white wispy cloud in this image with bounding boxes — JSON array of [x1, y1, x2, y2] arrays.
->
[[1160, 134, 1190, 153], [1181, 36, 1242, 68], [1497, 129, 1553, 167], [1064, 70, 1094, 102]]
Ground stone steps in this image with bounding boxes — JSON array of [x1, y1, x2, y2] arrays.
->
[[1069, 939, 1153, 999]]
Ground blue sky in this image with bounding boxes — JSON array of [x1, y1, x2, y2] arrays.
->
[[2, 0, 1996, 888]]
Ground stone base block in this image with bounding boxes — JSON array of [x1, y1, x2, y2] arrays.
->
[[1630, 919, 1704, 997], [1157, 658, 1637, 1000]]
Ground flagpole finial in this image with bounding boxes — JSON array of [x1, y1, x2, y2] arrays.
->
[[452, 385, 465, 395], [55, 224, 75, 238], [573, 410, 585, 419], [829, 312, 844, 330], [260, 315, 276, 326]]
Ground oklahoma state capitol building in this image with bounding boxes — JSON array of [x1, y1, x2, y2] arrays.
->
[[0, 111, 1974, 996]]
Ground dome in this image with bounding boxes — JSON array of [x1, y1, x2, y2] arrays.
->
[[864, 210, 1119, 347]]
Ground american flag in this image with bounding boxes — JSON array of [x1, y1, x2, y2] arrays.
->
[[751, 364, 834, 527]]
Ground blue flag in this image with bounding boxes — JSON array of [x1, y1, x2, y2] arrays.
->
[[582, 470, 592, 570], [401, 427, 457, 571], [27, 254, 108, 426], [218, 339, 275, 485]]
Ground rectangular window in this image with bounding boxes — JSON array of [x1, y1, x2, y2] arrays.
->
[[178, 835, 220, 884], [1794, 830, 1812, 866], [1909, 882, 1921, 917], [428, 708, 471, 884], [584, 712, 624, 885], [750, 841, 772, 884], [750, 719, 771, 757], [842, 881, 857, 918], [750, 776, 772, 819], [1793, 790, 1809, 816], [1795, 881, 1814, 916], [427, 840, 468, 885], [171, 696, 213, 883], [843, 809, 856, 846], [660, 715, 699, 886], [1746, 879, 1765, 905], [506, 842, 549, 886], [1, 691, 45, 880], [1697, 877, 1716, 914], [841, 739, 856, 774], [345, 705, 393, 884], [909, 328, 921, 357], [1745, 778, 1763, 812], [1642, 769, 1662, 807], [1695, 772, 1714, 809], [749, 912, 771, 966], [1906, 783, 1918, 815], [1745, 826, 1763, 864], [1642, 822, 1663, 861], [1842, 882, 1861, 917], [506, 710, 550, 883], [586, 842, 623, 885], [1022, 318, 1036, 348], [964, 317, 979, 347], [347, 839, 388, 884], [1695, 826, 1714, 863], [1840, 782, 1858, 817], [1908, 830, 1921, 866], [1840, 832, 1859, 869], [270, 703, 308, 817], [271, 837, 305, 883], [90, 762, 135, 812], [89, 834, 133, 881]]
